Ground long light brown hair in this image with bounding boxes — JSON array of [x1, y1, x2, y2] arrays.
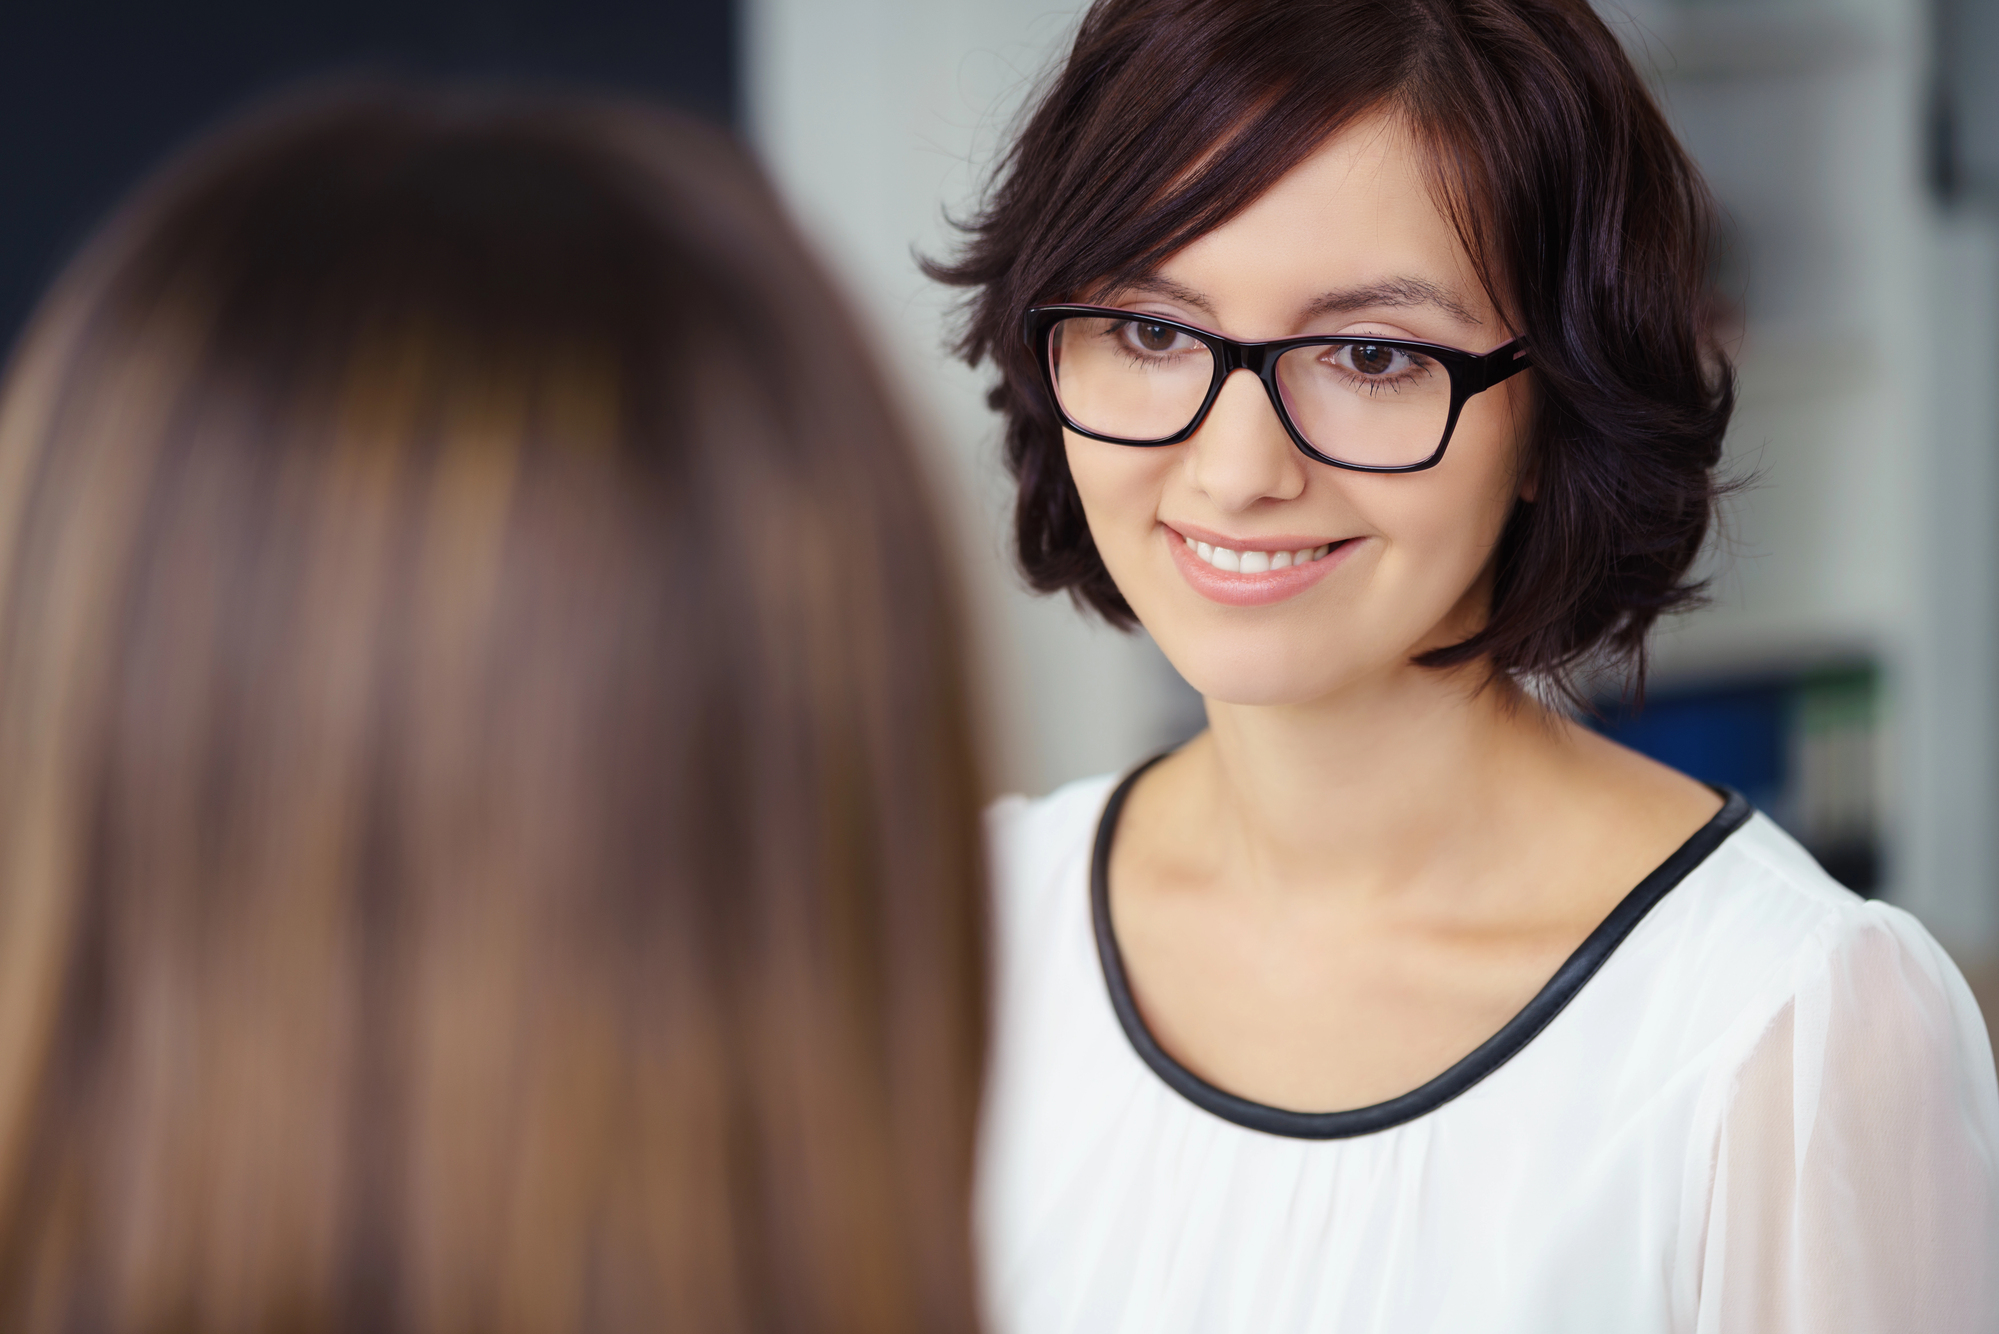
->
[[0, 87, 985, 1333]]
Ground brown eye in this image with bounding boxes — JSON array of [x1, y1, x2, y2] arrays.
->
[[1132, 321, 1177, 353], [1351, 342, 1396, 375]]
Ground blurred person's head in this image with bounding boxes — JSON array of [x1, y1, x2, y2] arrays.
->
[[0, 87, 985, 1333], [931, 0, 1733, 709]]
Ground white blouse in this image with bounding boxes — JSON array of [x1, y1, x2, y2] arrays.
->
[[978, 766, 1999, 1334]]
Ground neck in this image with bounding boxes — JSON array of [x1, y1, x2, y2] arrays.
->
[[1186, 660, 1573, 899]]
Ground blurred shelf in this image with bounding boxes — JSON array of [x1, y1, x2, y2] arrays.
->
[[1596, 659, 1884, 895], [1647, 612, 1882, 686]]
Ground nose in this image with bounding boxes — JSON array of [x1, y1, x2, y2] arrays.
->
[[1185, 368, 1307, 512]]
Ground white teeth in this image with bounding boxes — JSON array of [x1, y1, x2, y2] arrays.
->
[[1180, 533, 1339, 572]]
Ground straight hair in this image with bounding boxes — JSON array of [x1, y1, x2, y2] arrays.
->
[[0, 87, 986, 1333]]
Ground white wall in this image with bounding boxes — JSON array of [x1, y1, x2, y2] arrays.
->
[[744, 0, 1197, 799], [1911, 213, 1999, 951]]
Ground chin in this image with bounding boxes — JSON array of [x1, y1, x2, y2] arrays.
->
[[1151, 631, 1370, 709]]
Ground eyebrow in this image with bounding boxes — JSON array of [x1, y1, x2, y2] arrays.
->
[[1115, 274, 1483, 328]]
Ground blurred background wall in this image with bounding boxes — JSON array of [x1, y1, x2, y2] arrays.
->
[[0, 1, 734, 340], [744, 0, 1200, 808], [1586, 0, 1999, 971], [3, 0, 1997, 978]]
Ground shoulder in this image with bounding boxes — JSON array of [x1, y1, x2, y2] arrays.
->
[[985, 772, 1121, 945], [986, 770, 1122, 887], [1661, 811, 1995, 1092], [1686, 827, 1999, 1327], [1668, 809, 1873, 959]]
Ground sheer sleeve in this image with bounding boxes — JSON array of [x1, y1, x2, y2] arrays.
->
[[1696, 906, 1999, 1333]]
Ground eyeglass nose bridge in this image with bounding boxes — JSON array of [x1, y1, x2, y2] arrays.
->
[[1213, 337, 1278, 378], [1202, 334, 1419, 471], [1202, 337, 1291, 438]]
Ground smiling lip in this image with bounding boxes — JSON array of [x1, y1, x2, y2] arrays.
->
[[1165, 522, 1356, 607]]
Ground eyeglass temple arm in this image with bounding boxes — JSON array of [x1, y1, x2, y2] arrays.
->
[[1471, 340, 1531, 392]]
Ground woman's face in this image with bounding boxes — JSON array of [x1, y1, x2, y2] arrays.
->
[[1063, 113, 1532, 707]]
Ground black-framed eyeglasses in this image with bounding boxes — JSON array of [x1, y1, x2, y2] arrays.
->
[[1024, 304, 1531, 473]]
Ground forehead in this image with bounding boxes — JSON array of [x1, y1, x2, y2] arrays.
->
[[1146, 113, 1494, 335]]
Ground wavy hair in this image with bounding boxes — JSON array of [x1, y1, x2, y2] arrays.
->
[[927, 0, 1735, 702]]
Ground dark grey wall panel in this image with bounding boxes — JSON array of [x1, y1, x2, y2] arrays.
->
[[0, 0, 737, 346], [1939, 0, 1999, 198]]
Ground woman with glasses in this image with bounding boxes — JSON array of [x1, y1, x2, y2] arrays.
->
[[933, 1, 1999, 1330], [0, 89, 986, 1332]]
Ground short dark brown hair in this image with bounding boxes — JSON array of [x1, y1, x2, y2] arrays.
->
[[0, 88, 984, 1332], [928, 0, 1735, 699]]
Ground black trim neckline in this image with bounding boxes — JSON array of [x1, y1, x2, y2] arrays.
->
[[1090, 755, 1753, 1140]]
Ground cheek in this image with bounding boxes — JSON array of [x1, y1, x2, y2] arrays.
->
[[1063, 430, 1169, 553], [1363, 400, 1527, 594], [1381, 464, 1514, 557], [1399, 422, 1519, 568]]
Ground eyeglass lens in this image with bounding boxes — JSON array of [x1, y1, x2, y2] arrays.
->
[[1047, 315, 1453, 467]]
